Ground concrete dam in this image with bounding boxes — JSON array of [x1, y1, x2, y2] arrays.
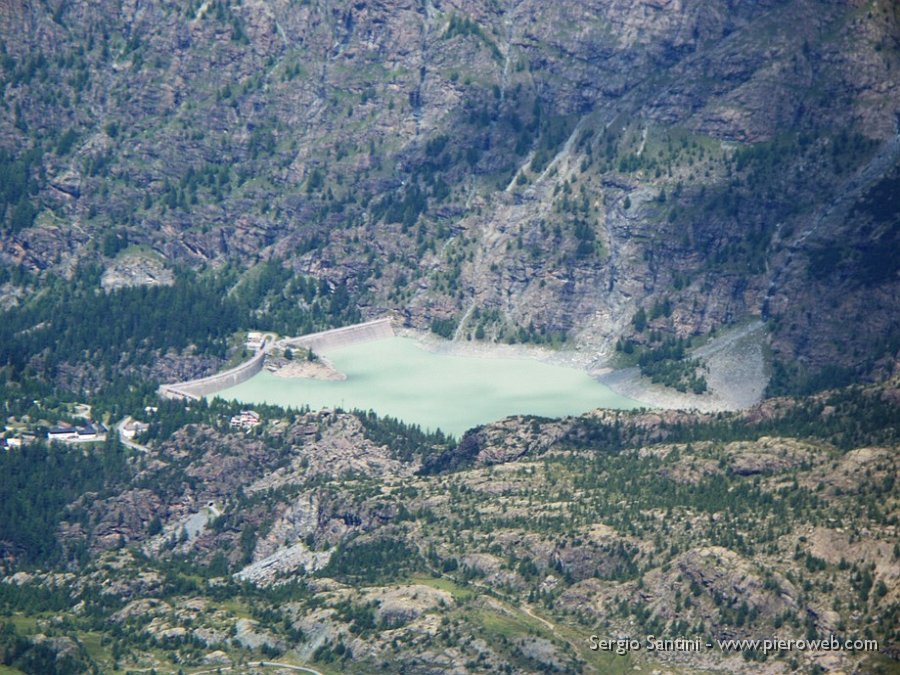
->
[[158, 339, 271, 401], [158, 318, 395, 401], [280, 317, 394, 352]]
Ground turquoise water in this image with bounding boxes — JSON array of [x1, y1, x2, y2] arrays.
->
[[215, 337, 644, 437]]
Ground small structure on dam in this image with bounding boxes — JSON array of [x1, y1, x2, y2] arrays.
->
[[158, 318, 395, 401]]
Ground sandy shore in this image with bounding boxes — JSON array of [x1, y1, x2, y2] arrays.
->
[[401, 328, 567, 363], [270, 358, 346, 381], [597, 367, 727, 412]]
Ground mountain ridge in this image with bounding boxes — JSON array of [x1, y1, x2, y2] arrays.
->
[[0, 0, 897, 392]]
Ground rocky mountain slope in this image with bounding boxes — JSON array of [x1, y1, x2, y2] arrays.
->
[[1, 381, 897, 673], [0, 0, 897, 391], [0, 5, 898, 672]]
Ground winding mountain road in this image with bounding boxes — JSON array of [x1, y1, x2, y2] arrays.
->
[[191, 661, 323, 675]]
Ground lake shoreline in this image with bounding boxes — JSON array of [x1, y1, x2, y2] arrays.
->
[[270, 356, 346, 381], [396, 325, 767, 414], [216, 324, 767, 435], [215, 336, 643, 437]]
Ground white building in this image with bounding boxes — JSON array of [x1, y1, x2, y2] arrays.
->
[[47, 423, 107, 444], [121, 418, 150, 439], [246, 331, 265, 353], [48, 426, 80, 441], [229, 410, 261, 431]]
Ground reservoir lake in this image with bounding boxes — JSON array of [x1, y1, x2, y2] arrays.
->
[[215, 337, 645, 437]]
